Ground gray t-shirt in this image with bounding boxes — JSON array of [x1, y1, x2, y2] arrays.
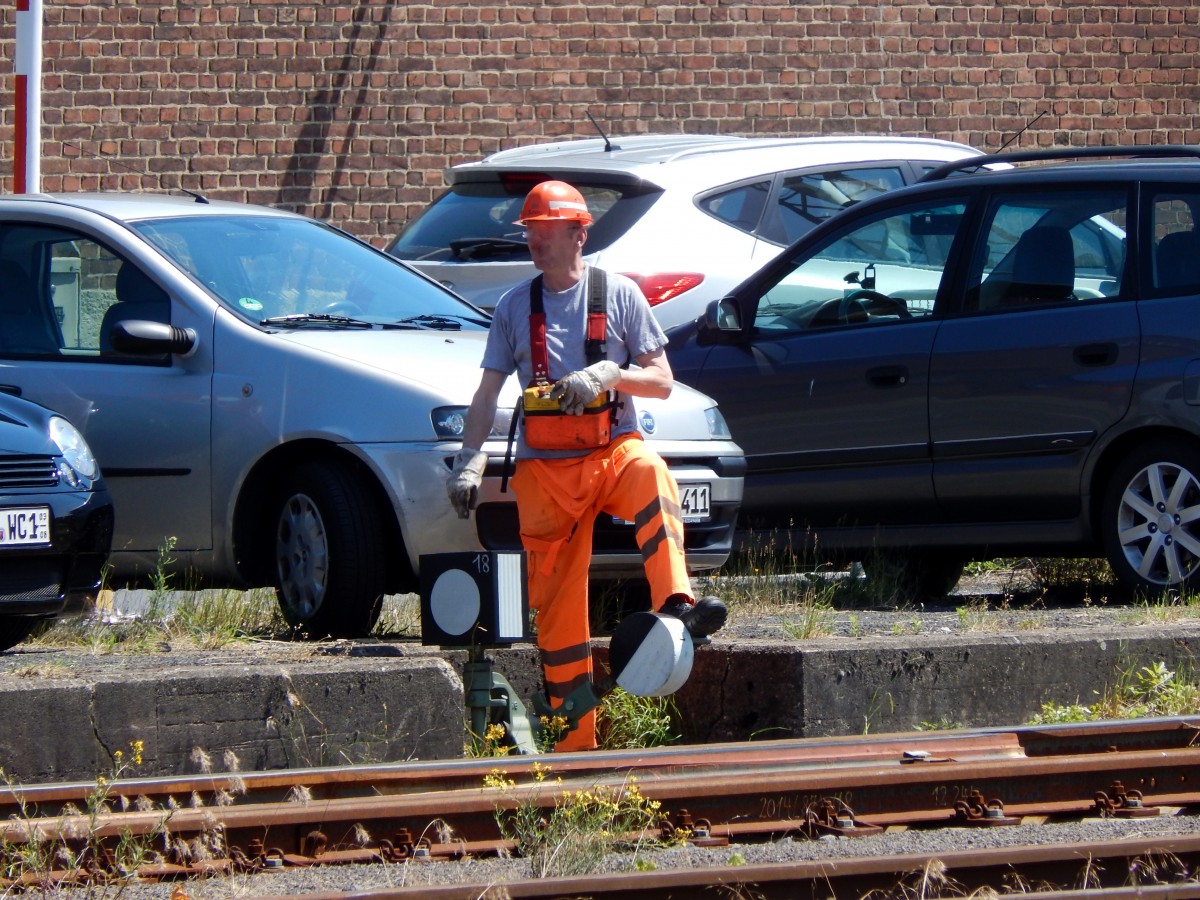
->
[[481, 266, 668, 459]]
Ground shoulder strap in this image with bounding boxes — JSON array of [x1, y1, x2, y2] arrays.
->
[[527, 269, 608, 381], [528, 275, 549, 383], [585, 267, 607, 366]]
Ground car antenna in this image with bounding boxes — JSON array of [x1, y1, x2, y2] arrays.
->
[[586, 111, 620, 152], [62, 140, 210, 203], [995, 110, 1048, 153]]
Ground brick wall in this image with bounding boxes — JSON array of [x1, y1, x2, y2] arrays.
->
[[2, 0, 1198, 246]]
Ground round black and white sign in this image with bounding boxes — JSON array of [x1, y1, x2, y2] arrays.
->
[[609, 612, 694, 697]]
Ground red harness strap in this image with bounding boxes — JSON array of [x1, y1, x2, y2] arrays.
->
[[528, 268, 609, 383]]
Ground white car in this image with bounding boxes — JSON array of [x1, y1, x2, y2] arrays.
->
[[0, 193, 743, 636], [386, 133, 983, 330]]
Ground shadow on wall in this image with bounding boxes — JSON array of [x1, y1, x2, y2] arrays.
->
[[278, 0, 403, 222]]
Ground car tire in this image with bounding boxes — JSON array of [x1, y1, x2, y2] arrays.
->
[[0, 616, 46, 653], [861, 553, 966, 603], [273, 461, 386, 638], [1101, 440, 1200, 597]]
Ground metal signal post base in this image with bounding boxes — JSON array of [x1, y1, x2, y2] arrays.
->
[[464, 646, 542, 756]]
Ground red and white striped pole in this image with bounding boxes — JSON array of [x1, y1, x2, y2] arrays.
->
[[13, 0, 43, 194]]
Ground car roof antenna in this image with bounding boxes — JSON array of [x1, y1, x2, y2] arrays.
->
[[586, 111, 621, 152], [995, 110, 1049, 153], [62, 140, 210, 203]]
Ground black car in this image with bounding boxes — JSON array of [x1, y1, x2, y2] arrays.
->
[[0, 392, 113, 650], [666, 145, 1200, 601]]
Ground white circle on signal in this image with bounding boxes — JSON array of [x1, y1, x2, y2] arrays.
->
[[430, 568, 480, 636]]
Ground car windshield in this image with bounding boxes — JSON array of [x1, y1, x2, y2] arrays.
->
[[388, 176, 658, 261], [132, 215, 488, 329]]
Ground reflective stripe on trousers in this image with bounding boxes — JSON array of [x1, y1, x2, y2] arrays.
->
[[511, 432, 692, 751]]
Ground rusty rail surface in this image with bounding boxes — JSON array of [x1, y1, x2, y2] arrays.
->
[[2, 717, 1199, 890], [244, 834, 1200, 899]]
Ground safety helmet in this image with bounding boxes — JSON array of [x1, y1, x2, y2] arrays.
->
[[513, 180, 593, 227]]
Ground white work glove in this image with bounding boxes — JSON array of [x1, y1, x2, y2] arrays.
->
[[548, 360, 620, 416], [446, 449, 488, 519]]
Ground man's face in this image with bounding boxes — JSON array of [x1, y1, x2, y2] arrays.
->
[[524, 219, 587, 272]]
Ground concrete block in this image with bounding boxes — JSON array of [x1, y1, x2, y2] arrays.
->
[[0, 656, 465, 784], [668, 628, 1200, 742]]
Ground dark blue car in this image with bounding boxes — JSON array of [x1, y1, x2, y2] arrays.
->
[[667, 145, 1200, 601], [0, 392, 113, 650]]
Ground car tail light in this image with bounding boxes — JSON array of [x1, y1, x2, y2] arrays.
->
[[621, 272, 705, 306]]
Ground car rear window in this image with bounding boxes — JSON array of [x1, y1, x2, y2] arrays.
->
[[387, 176, 661, 262]]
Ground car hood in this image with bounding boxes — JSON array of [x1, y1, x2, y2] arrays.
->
[[275, 328, 516, 401], [0, 395, 55, 456], [270, 327, 726, 442]]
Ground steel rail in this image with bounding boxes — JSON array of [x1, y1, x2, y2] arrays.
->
[[238, 833, 1200, 899], [3, 718, 1200, 890], [3, 716, 1195, 821], [5, 746, 1200, 858]]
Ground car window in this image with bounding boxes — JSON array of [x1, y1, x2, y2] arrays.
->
[[696, 179, 771, 235], [134, 215, 483, 327], [387, 177, 659, 262], [0, 224, 167, 362], [751, 198, 967, 334], [1150, 189, 1200, 296], [757, 166, 910, 247], [964, 189, 1128, 311]]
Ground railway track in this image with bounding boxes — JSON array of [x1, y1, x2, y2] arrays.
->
[[3, 717, 1199, 896]]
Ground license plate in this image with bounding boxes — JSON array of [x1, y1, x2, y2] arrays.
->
[[0, 507, 50, 546], [679, 482, 711, 523]]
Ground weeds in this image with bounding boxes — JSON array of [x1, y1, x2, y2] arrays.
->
[[485, 764, 670, 877], [1029, 661, 1200, 724], [0, 740, 174, 892], [469, 690, 679, 757], [598, 689, 680, 750], [1028, 557, 1117, 600]]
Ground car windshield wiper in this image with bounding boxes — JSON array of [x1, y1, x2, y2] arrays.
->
[[393, 314, 473, 331], [449, 237, 528, 261], [259, 313, 376, 329]]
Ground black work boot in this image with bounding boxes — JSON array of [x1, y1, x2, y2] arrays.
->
[[658, 594, 728, 639]]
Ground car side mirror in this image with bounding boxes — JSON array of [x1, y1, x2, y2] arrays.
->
[[702, 298, 742, 333], [109, 320, 197, 356], [697, 298, 744, 347]]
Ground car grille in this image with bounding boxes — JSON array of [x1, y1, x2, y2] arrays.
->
[[474, 503, 739, 554], [0, 455, 58, 489], [0, 558, 62, 603]]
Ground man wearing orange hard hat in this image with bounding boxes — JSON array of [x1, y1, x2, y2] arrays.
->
[[446, 179, 727, 751]]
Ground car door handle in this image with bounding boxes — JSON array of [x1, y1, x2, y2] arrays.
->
[[867, 365, 909, 387], [0, 385, 21, 397], [1074, 342, 1119, 367]]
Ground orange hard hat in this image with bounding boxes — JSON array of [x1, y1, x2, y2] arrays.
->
[[513, 180, 593, 226]]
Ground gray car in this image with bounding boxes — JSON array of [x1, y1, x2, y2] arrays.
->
[[0, 193, 743, 635], [667, 146, 1200, 601]]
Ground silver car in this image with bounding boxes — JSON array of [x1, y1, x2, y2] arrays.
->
[[0, 194, 742, 636]]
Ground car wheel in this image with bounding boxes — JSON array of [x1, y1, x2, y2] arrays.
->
[[861, 553, 966, 603], [274, 461, 386, 637], [1101, 440, 1200, 597], [0, 617, 46, 653]]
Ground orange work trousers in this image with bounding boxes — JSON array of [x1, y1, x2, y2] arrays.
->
[[510, 431, 693, 751]]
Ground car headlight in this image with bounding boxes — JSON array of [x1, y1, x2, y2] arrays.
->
[[431, 406, 468, 439], [49, 416, 99, 487], [705, 406, 732, 440], [431, 406, 516, 441]]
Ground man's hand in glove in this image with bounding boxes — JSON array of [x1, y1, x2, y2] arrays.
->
[[446, 449, 488, 518], [548, 360, 621, 416]]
